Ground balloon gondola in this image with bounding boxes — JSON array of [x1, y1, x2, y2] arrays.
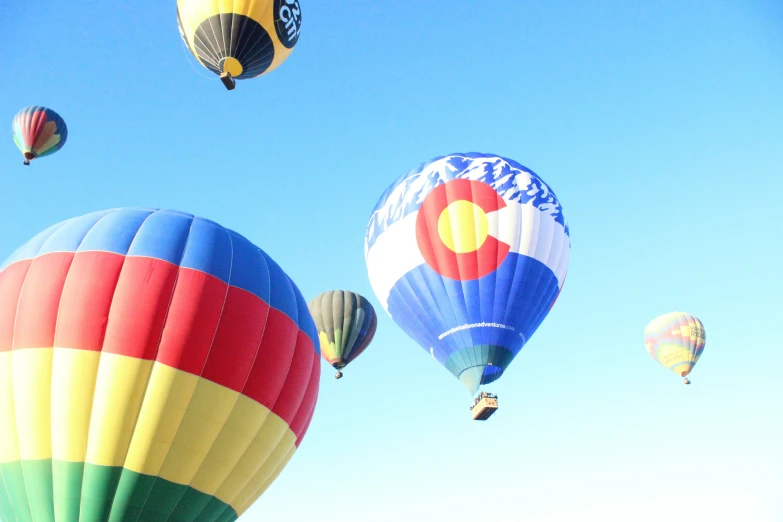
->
[[220, 72, 236, 91], [470, 392, 499, 421]]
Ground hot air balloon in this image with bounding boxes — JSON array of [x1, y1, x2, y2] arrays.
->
[[364, 153, 570, 420], [12, 106, 68, 165], [0, 208, 320, 521], [644, 312, 706, 385], [176, 0, 302, 90], [308, 290, 377, 379]]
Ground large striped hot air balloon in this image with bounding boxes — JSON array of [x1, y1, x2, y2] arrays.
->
[[365, 153, 570, 409], [308, 290, 377, 379], [644, 312, 706, 385], [0, 208, 320, 522], [12, 106, 68, 166], [177, 0, 302, 90]]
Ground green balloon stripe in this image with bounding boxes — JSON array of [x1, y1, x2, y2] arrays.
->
[[0, 460, 237, 522]]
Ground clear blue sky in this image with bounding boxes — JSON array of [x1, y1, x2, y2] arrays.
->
[[2, 1, 782, 521]]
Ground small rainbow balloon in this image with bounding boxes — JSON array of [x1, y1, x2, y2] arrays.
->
[[644, 312, 706, 384], [12, 106, 68, 165]]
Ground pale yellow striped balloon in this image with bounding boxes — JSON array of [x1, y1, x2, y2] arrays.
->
[[644, 312, 706, 384]]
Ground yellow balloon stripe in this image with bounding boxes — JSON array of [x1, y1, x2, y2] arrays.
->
[[0, 353, 20, 463], [216, 412, 293, 513], [232, 442, 296, 515], [52, 349, 101, 462], [189, 389, 279, 496], [10, 349, 53, 460], [86, 352, 153, 467], [123, 362, 201, 477]]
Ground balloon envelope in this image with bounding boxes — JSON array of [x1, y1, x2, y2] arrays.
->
[[0, 208, 320, 521], [177, 0, 301, 81], [644, 312, 706, 379], [364, 153, 571, 394], [308, 290, 377, 371], [12, 106, 68, 164]]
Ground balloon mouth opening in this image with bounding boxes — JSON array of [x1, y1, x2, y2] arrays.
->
[[220, 57, 244, 77], [332, 361, 347, 370], [23, 152, 35, 160], [482, 365, 503, 381], [459, 364, 505, 394]]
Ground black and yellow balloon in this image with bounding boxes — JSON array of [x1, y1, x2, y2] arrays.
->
[[177, 0, 301, 89]]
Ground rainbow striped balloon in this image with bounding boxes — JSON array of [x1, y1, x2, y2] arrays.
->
[[0, 208, 320, 521], [12, 106, 68, 165], [643, 312, 706, 384]]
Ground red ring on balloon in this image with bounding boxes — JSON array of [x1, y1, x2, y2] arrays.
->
[[415, 179, 510, 281]]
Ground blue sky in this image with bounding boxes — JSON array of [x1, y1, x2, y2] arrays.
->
[[2, 1, 782, 521]]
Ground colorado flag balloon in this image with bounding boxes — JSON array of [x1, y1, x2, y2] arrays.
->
[[365, 153, 571, 394], [0, 208, 320, 522], [644, 312, 706, 384]]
